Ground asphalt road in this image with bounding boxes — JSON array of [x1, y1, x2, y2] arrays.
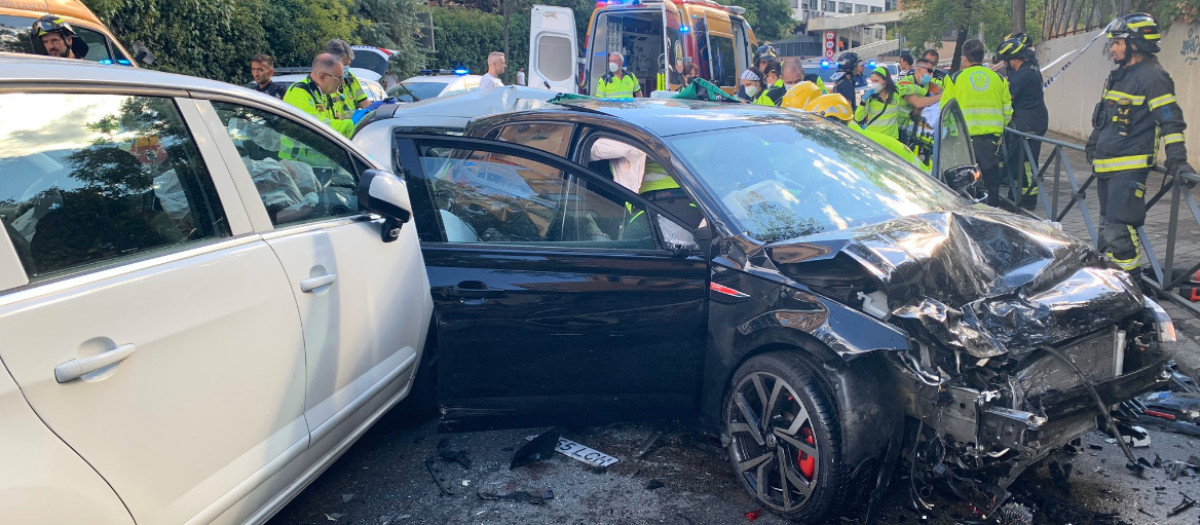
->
[[268, 305, 1200, 525]]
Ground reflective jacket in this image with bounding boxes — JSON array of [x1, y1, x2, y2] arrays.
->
[[895, 72, 927, 128], [333, 71, 368, 120], [597, 71, 640, 98], [942, 65, 1012, 136], [1087, 60, 1189, 174], [854, 92, 901, 139], [282, 76, 355, 138]]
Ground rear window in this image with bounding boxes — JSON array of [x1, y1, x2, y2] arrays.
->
[[1, 14, 130, 65], [351, 50, 389, 77]]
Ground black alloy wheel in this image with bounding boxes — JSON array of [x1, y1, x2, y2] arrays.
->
[[724, 353, 845, 522]]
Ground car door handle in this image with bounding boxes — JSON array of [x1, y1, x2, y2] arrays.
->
[[447, 281, 506, 298], [300, 273, 337, 293], [54, 343, 136, 383]]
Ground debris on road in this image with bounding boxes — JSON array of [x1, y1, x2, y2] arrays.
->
[[743, 509, 761, 521], [1168, 493, 1196, 518], [555, 437, 620, 469], [1048, 461, 1072, 494], [324, 513, 344, 521], [511, 428, 560, 469], [341, 493, 355, 504], [477, 490, 555, 505], [645, 479, 665, 490], [437, 441, 473, 469], [996, 502, 1034, 525], [634, 431, 663, 459], [424, 458, 453, 496]]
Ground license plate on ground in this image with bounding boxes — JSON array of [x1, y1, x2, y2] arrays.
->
[[555, 437, 620, 468]]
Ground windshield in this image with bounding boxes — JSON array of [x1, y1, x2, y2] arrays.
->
[[351, 50, 389, 76], [399, 81, 450, 101], [1, 14, 128, 65], [667, 121, 964, 242]]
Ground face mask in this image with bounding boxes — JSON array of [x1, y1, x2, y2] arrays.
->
[[866, 81, 882, 95], [609, 62, 620, 73], [744, 85, 760, 97], [920, 74, 932, 86]]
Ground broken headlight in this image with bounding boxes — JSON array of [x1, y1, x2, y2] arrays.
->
[[1143, 297, 1177, 342]]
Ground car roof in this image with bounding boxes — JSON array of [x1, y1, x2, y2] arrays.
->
[[538, 99, 797, 137], [0, 0, 105, 26], [402, 74, 481, 85]]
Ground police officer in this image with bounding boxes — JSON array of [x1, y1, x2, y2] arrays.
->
[[597, 53, 641, 98], [31, 15, 85, 59], [832, 52, 864, 112], [283, 53, 355, 138], [855, 66, 902, 139], [1086, 13, 1193, 272], [997, 33, 1048, 209], [942, 39, 1012, 205]]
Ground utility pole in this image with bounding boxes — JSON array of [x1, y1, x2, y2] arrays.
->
[[1012, 0, 1026, 34], [503, 0, 511, 82]]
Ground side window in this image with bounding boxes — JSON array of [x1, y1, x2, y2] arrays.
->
[[0, 93, 230, 281], [77, 28, 115, 64], [495, 123, 574, 157], [420, 148, 655, 249], [212, 102, 360, 227]]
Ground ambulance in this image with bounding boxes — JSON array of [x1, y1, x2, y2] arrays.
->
[[529, 0, 757, 97]]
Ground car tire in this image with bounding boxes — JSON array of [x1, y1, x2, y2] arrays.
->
[[723, 352, 848, 523]]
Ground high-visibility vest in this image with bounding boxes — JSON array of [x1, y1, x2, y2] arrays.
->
[[282, 76, 355, 138], [597, 71, 640, 98], [332, 71, 368, 119], [854, 94, 902, 139], [942, 65, 1013, 136], [639, 161, 680, 193]]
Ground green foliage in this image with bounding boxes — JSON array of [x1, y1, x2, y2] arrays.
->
[[1135, 0, 1200, 29], [720, 0, 795, 42], [430, 7, 506, 74], [81, 0, 426, 84]]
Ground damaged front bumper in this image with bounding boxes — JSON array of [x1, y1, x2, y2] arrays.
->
[[894, 324, 1170, 487]]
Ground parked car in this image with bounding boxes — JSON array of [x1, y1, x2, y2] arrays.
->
[[388, 71, 482, 102], [0, 55, 431, 524], [0, 0, 135, 65], [354, 97, 1175, 522]]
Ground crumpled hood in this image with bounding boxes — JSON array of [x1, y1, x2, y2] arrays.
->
[[766, 209, 1145, 358]]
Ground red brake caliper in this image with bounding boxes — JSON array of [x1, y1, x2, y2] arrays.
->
[[796, 425, 816, 480]]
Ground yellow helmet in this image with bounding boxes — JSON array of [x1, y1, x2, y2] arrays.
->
[[781, 81, 822, 109], [805, 93, 854, 122]]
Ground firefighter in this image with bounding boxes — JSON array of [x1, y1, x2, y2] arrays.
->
[[855, 66, 901, 139], [941, 38, 1012, 205], [997, 33, 1048, 210], [832, 51, 864, 112], [1086, 13, 1193, 272]]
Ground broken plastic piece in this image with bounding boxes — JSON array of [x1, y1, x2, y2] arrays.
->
[[511, 428, 561, 469], [477, 490, 555, 505], [1168, 493, 1196, 518], [645, 479, 665, 490], [438, 448, 472, 469], [744, 509, 762, 522]]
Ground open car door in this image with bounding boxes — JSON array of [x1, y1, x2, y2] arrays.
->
[[932, 99, 982, 198], [529, 5, 578, 92]]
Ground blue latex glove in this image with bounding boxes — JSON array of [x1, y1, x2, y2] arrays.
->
[[863, 87, 876, 99], [364, 100, 388, 112], [351, 108, 369, 125]]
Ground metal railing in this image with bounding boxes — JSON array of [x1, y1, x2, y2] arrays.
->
[[999, 128, 1200, 313]]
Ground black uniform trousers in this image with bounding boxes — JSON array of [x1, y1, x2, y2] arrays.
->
[[1097, 168, 1149, 268]]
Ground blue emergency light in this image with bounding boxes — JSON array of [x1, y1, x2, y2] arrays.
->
[[867, 60, 877, 68], [680, 25, 690, 33], [820, 59, 831, 68], [453, 67, 469, 75]]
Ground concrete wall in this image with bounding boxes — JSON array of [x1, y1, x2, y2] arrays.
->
[[1039, 22, 1200, 166]]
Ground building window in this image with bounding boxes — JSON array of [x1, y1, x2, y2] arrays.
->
[[838, 2, 852, 13], [871, 5, 883, 12]]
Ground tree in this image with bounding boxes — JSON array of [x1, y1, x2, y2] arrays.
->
[[900, 0, 1043, 71], [354, 0, 429, 79], [719, 0, 795, 41]]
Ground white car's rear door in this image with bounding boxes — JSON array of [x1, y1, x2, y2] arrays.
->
[[0, 92, 308, 524]]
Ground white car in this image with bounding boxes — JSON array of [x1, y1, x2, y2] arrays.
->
[[0, 54, 432, 524], [273, 66, 388, 102], [389, 71, 483, 102]]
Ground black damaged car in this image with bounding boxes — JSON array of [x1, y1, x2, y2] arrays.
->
[[384, 100, 1174, 522]]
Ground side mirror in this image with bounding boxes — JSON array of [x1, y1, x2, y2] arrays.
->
[[942, 164, 982, 199], [358, 169, 412, 243], [657, 215, 700, 256]]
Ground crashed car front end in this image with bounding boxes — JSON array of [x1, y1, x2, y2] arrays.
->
[[768, 208, 1172, 504]]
